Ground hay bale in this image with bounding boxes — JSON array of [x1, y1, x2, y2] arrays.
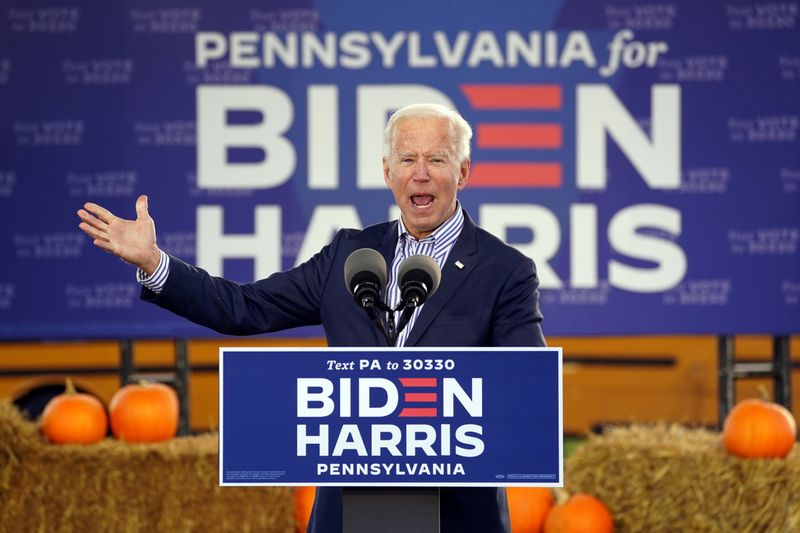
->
[[0, 400, 292, 532], [565, 423, 800, 532]]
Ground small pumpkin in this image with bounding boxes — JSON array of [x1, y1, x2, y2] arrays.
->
[[294, 486, 316, 533], [722, 398, 797, 459], [544, 493, 613, 533], [41, 378, 107, 444], [109, 381, 179, 442], [508, 487, 553, 533]]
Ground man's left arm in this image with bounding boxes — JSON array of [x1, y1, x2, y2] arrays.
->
[[490, 257, 546, 347]]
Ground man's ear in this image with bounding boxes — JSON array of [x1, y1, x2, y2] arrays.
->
[[383, 158, 391, 186], [457, 157, 470, 191]]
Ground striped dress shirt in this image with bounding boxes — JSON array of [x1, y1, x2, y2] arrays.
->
[[386, 204, 464, 347], [136, 249, 170, 293]]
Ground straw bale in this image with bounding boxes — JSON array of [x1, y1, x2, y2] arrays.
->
[[0, 400, 293, 532], [565, 423, 800, 532]]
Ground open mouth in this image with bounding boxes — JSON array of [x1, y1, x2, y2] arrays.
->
[[410, 194, 434, 208]]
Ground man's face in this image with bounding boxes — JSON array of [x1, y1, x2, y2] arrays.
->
[[383, 117, 470, 240]]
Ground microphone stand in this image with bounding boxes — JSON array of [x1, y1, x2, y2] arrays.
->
[[370, 300, 395, 347], [393, 299, 420, 342], [390, 278, 429, 345], [361, 298, 416, 347]]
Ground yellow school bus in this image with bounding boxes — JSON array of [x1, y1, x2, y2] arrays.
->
[[1, 335, 797, 434]]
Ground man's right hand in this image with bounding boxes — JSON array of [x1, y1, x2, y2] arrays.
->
[[77, 194, 162, 276]]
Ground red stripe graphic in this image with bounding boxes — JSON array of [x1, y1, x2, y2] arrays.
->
[[404, 393, 437, 403], [399, 378, 437, 387], [399, 408, 438, 417], [469, 163, 562, 188], [461, 84, 562, 110], [478, 124, 563, 149]]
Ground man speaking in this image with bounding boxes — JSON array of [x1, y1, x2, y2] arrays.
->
[[77, 103, 545, 532]]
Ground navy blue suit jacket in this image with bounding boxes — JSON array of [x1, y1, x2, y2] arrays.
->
[[142, 209, 546, 533]]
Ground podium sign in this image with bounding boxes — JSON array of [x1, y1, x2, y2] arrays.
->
[[220, 347, 562, 487]]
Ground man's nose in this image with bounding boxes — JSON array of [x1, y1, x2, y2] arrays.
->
[[413, 161, 431, 181]]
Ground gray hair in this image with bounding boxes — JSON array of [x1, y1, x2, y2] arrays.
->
[[382, 103, 473, 163]]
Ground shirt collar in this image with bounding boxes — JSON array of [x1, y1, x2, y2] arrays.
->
[[397, 201, 464, 243]]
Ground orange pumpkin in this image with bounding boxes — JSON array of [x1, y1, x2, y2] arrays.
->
[[41, 378, 107, 444], [508, 487, 553, 533], [109, 381, 179, 442], [722, 398, 797, 459], [294, 486, 316, 533], [544, 493, 613, 533]]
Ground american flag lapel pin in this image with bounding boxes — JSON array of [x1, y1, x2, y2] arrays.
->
[[455, 260, 464, 270]]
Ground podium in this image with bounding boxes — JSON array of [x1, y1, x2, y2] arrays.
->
[[218, 347, 562, 531]]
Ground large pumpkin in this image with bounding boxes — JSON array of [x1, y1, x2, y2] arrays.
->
[[508, 487, 553, 533], [41, 378, 107, 444], [294, 486, 316, 533], [722, 398, 797, 459], [109, 381, 179, 442], [544, 493, 613, 533]]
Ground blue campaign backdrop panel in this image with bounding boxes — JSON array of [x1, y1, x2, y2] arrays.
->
[[219, 348, 562, 486], [0, 1, 798, 339]]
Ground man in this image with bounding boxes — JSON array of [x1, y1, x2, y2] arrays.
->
[[77, 103, 545, 532]]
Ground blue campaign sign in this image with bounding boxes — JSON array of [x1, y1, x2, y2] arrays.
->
[[2, 0, 798, 340], [220, 347, 562, 487]]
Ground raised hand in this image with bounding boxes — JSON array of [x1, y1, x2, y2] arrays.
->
[[77, 195, 162, 275]]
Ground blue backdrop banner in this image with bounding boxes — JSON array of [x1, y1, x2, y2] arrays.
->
[[1, 0, 798, 338], [219, 347, 563, 486]]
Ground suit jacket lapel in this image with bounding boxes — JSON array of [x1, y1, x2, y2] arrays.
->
[[404, 209, 478, 346], [378, 220, 399, 269]]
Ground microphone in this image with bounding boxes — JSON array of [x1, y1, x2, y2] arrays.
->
[[394, 255, 441, 340], [398, 254, 441, 308], [344, 248, 391, 345], [344, 248, 387, 308]]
